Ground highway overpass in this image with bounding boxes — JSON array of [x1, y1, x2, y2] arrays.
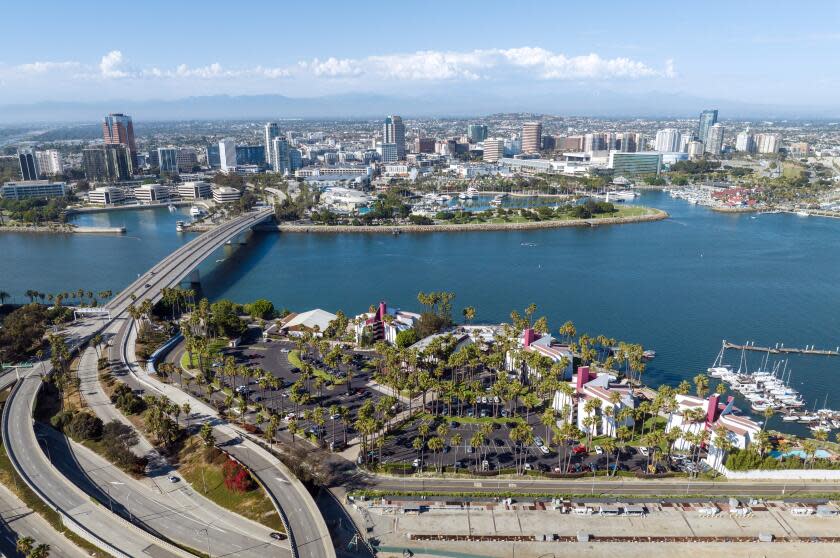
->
[[2, 207, 333, 558]]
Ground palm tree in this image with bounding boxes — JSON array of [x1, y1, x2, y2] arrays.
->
[[29, 543, 50, 558], [0, 291, 10, 306], [462, 306, 476, 324], [16, 535, 34, 555], [428, 436, 444, 473]]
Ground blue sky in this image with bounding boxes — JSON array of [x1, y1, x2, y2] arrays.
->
[[1, 0, 839, 109]]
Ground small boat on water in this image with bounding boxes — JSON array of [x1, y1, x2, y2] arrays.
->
[[175, 220, 185, 232], [489, 194, 505, 207], [643, 349, 656, 360], [795, 210, 809, 217], [190, 205, 204, 217], [167, 203, 177, 212], [459, 187, 479, 200]]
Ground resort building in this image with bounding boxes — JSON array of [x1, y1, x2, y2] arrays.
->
[[212, 186, 242, 204], [320, 187, 373, 213], [354, 302, 420, 346], [277, 309, 338, 337], [552, 366, 637, 437], [0, 180, 66, 200], [88, 186, 125, 205], [665, 393, 762, 471], [506, 328, 574, 380]]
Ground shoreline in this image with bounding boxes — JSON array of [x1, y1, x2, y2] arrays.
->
[[0, 225, 126, 234], [268, 209, 668, 234]]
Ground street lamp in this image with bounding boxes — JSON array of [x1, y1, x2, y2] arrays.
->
[[197, 528, 211, 558]]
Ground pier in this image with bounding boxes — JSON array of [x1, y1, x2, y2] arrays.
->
[[723, 340, 840, 356]]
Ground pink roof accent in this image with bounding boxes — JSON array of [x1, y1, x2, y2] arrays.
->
[[576, 366, 590, 393], [523, 328, 538, 347], [706, 394, 720, 425]]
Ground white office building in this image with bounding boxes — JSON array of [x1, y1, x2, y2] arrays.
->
[[219, 138, 237, 172], [755, 133, 780, 154], [88, 186, 125, 205], [212, 186, 241, 204], [654, 129, 682, 152], [134, 184, 170, 203], [687, 140, 704, 159], [177, 181, 212, 200], [35, 150, 63, 175], [1, 180, 66, 200]]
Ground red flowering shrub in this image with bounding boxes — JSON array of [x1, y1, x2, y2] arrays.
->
[[222, 459, 255, 493]]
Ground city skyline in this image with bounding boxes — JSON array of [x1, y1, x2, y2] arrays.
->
[[2, 0, 840, 120]]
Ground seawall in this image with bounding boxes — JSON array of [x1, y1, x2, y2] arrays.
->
[[0, 225, 126, 234], [270, 209, 668, 234]]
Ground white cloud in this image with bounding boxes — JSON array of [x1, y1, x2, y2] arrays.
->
[[99, 50, 128, 78], [309, 57, 363, 77], [15, 61, 80, 74]]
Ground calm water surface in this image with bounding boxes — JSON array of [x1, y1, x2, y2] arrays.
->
[[2, 192, 839, 433]]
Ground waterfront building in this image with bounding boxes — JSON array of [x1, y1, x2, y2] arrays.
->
[[295, 165, 372, 179], [35, 149, 63, 176], [522, 122, 542, 153], [102, 113, 137, 166], [654, 129, 682, 152], [687, 140, 704, 159], [277, 309, 338, 338], [697, 109, 718, 145], [320, 187, 373, 213], [219, 138, 236, 172], [177, 181, 212, 200], [157, 147, 179, 174], [1, 180, 66, 200], [551, 365, 637, 438], [383, 115, 406, 160], [354, 302, 420, 346], [87, 186, 125, 205], [665, 393, 761, 471], [264, 122, 280, 166], [483, 138, 504, 162], [236, 145, 266, 166], [380, 142, 398, 163], [755, 133, 781, 154], [83, 145, 132, 182], [176, 148, 198, 173], [608, 151, 661, 176], [735, 130, 755, 153], [506, 328, 574, 381], [271, 137, 290, 174], [467, 124, 488, 143], [212, 186, 241, 204], [17, 147, 40, 180], [133, 183, 170, 203], [705, 123, 725, 155]]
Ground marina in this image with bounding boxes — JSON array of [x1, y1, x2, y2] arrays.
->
[[722, 340, 840, 356]]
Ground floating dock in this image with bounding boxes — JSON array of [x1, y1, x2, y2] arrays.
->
[[723, 340, 840, 356]]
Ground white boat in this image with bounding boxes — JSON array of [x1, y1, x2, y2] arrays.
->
[[606, 190, 638, 203], [459, 187, 479, 200], [190, 205, 204, 217], [175, 220, 185, 232], [489, 194, 505, 207], [795, 210, 809, 217], [167, 203, 177, 212]]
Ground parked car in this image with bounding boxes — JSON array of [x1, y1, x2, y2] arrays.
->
[[538, 445, 550, 455], [573, 445, 588, 455], [412, 458, 422, 468], [595, 445, 604, 455], [638, 446, 650, 457], [167, 475, 179, 483]]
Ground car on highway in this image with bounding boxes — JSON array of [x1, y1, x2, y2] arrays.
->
[[270, 532, 287, 541]]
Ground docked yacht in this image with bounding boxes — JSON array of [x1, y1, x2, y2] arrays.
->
[[459, 187, 480, 200], [175, 220, 185, 232], [190, 205, 204, 217]]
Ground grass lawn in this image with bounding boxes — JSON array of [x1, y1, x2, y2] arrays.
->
[[177, 437, 284, 532], [444, 205, 657, 226], [287, 350, 344, 384], [180, 338, 228, 370]]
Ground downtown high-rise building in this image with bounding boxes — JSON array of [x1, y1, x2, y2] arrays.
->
[[654, 128, 682, 152], [735, 130, 756, 153], [705, 123, 725, 154], [467, 124, 488, 143], [271, 137, 290, 174], [82, 145, 133, 182], [522, 122, 542, 153], [18, 147, 40, 180], [103, 113, 137, 166], [219, 138, 237, 172], [482, 138, 504, 162], [383, 115, 406, 160], [35, 149, 63, 176], [687, 140, 705, 159], [754, 133, 780, 154], [264, 122, 280, 167], [697, 109, 718, 145], [157, 147, 179, 174]]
